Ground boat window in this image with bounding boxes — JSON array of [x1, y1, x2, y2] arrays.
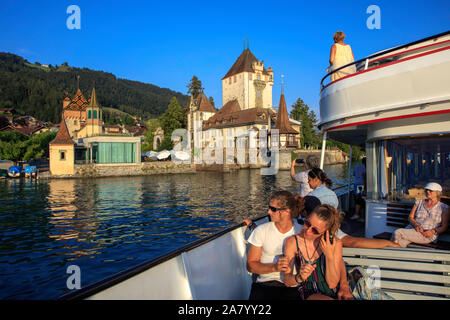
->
[[368, 135, 450, 203]]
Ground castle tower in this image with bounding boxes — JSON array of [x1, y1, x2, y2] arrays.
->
[[222, 47, 274, 110], [49, 118, 75, 176], [84, 87, 103, 137], [187, 92, 216, 149]]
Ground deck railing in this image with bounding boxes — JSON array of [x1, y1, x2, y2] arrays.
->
[[320, 30, 450, 91]]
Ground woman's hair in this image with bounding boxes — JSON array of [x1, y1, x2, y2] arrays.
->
[[305, 155, 320, 170], [307, 204, 341, 237], [308, 167, 333, 188], [333, 31, 346, 42], [270, 190, 304, 219]]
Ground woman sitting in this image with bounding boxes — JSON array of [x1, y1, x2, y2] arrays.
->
[[307, 168, 339, 209], [283, 204, 343, 300], [393, 182, 449, 247]]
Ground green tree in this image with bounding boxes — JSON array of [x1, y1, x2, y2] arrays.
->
[[120, 114, 135, 126], [209, 96, 215, 107], [289, 98, 321, 149], [159, 97, 184, 150], [23, 131, 57, 160], [186, 75, 203, 98], [0, 131, 28, 162], [142, 118, 160, 151]]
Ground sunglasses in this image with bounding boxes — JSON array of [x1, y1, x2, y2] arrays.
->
[[304, 220, 324, 235], [268, 205, 286, 212]]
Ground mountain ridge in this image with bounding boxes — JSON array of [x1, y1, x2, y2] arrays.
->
[[0, 52, 189, 124]]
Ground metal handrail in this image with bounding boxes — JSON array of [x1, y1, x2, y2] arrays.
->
[[320, 30, 450, 91]]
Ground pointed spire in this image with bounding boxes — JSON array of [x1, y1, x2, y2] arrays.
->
[[89, 87, 98, 107], [50, 118, 74, 145], [281, 74, 284, 94], [274, 92, 298, 134]]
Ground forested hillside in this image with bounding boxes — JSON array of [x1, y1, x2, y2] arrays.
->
[[0, 52, 189, 123]]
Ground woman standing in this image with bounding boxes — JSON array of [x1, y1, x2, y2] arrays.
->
[[329, 31, 356, 82], [290, 155, 320, 197], [283, 204, 343, 300], [393, 182, 449, 247], [307, 168, 339, 209]]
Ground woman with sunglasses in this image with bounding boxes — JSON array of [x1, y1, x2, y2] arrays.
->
[[246, 190, 304, 300], [393, 182, 449, 247], [307, 168, 339, 209], [283, 204, 343, 300]]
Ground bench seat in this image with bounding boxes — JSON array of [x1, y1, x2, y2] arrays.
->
[[343, 247, 450, 300]]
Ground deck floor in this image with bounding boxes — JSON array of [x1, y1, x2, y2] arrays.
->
[[340, 215, 365, 238]]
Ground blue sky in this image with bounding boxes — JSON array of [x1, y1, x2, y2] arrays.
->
[[0, 0, 449, 117]]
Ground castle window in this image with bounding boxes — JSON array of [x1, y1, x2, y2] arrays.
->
[[229, 78, 232, 84], [74, 120, 77, 126], [88, 110, 92, 119], [249, 74, 253, 80], [257, 74, 261, 80], [59, 150, 66, 160], [93, 110, 97, 119], [234, 76, 236, 83]]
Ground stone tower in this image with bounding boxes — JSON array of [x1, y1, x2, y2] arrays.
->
[[222, 47, 274, 111]]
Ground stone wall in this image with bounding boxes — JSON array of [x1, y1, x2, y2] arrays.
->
[[49, 161, 195, 178], [294, 149, 348, 165]]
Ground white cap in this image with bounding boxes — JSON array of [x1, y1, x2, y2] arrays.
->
[[424, 182, 442, 192]]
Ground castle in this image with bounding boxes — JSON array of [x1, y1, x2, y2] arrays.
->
[[187, 46, 300, 168]]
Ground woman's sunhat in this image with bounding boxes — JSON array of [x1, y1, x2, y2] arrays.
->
[[424, 182, 442, 192]]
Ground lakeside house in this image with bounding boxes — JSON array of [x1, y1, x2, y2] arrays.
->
[[49, 88, 141, 176]]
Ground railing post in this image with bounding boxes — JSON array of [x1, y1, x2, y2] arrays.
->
[[347, 146, 353, 212], [320, 131, 327, 169]]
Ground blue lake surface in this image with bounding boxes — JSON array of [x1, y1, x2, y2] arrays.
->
[[0, 165, 348, 299]]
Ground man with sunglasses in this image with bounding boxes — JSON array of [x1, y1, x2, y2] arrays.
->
[[246, 191, 303, 300]]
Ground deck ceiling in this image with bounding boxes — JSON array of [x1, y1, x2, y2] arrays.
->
[[327, 128, 367, 147]]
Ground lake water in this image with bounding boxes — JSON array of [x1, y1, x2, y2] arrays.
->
[[0, 164, 350, 299]]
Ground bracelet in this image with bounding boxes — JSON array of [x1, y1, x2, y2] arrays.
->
[[295, 273, 304, 284]]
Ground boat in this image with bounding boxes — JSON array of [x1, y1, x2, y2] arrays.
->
[[156, 150, 171, 160], [60, 32, 450, 300], [171, 150, 190, 161], [24, 165, 37, 178], [318, 30, 450, 241], [7, 165, 22, 178]]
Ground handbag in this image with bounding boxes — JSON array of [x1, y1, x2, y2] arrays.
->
[[347, 267, 395, 300]]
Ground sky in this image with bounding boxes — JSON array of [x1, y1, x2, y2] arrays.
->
[[0, 0, 449, 117]]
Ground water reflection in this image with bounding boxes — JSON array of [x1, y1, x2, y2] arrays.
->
[[0, 165, 350, 299]]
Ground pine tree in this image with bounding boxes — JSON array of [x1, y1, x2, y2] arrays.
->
[[159, 97, 184, 149], [186, 75, 203, 98], [289, 98, 321, 149]]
